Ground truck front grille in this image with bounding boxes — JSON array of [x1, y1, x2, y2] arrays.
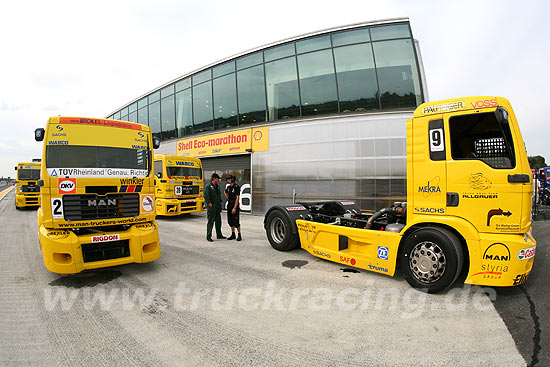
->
[[81, 240, 130, 263], [21, 185, 40, 193], [63, 193, 139, 221]]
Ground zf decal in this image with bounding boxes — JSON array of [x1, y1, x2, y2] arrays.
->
[[377, 246, 389, 260], [51, 198, 64, 219]]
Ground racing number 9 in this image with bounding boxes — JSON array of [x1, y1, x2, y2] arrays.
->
[[430, 128, 444, 152], [51, 198, 63, 219]]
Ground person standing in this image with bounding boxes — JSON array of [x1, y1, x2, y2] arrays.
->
[[224, 175, 242, 241], [204, 173, 225, 242]]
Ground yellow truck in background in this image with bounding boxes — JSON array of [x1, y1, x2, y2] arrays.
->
[[15, 160, 41, 209], [34, 117, 161, 274], [264, 96, 535, 293], [154, 154, 205, 216]]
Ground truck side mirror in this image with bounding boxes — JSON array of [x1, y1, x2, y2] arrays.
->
[[153, 137, 160, 149], [37, 179, 44, 187], [14, 166, 17, 171], [495, 107, 508, 125], [35, 128, 45, 141]]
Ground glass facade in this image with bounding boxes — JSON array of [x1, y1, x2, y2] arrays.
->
[[107, 21, 424, 142]]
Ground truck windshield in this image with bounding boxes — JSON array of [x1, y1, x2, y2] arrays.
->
[[18, 169, 40, 180], [46, 146, 149, 170], [167, 166, 202, 177]]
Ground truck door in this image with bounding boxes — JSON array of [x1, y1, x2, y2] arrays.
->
[[411, 115, 447, 216], [445, 108, 525, 234]]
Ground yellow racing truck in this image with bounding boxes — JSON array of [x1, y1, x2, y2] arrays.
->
[[264, 97, 535, 293], [14, 160, 41, 209], [154, 154, 204, 216], [34, 117, 161, 274]]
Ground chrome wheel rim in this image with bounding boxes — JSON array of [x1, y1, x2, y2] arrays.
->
[[409, 241, 446, 283], [270, 217, 286, 244]]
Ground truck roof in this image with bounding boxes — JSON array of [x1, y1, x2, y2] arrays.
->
[[47, 116, 151, 132], [414, 96, 510, 118]]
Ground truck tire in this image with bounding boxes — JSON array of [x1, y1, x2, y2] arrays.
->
[[265, 209, 300, 251], [399, 227, 463, 293]]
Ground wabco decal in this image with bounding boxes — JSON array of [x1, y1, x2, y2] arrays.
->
[[58, 178, 76, 194], [174, 161, 195, 166], [313, 250, 331, 259], [517, 246, 536, 261], [132, 144, 147, 149], [91, 234, 120, 243], [48, 140, 69, 145]]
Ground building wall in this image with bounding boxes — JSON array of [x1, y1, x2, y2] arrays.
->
[[252, 112, 409, 212]]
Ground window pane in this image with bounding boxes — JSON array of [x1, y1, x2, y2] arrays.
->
[[297, 49, 338, 116], [450, 112, 515, 169], [129, 102, 137, 113], [370, 24, 411, 41], [213, 61, 235, 78], [149, 91, 160, 103], [138, 97, 148, 109], [114, 111, 121, 120], [334, 43, 379, 111], [373, 39, 421, 109], [193, 69, 211, 85], [161, 95, 176, 140], [237, 52, 263, 70], [128, 111, 137, 123], [265, 56, 300, 121], [332, 28, 370, 46], [120, 115, 129, 121], [175, 78, 191, 92], [264, 43, 295, 62], [236, 65, 266, 125], [213, 73, 238, 130], [296, 35, 330, 54], [148, 101, 161, 139], [161, 84, 175, 98], [121, 107, 129, 116], [176, 89, 193, 137], [138, 106, 148, 125], [193, 81, 214, 133]]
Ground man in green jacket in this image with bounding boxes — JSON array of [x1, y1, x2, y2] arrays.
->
[[204, 172, 225, 242]]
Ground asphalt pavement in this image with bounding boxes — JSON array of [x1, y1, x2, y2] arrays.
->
[[0, 190, 545, 366]]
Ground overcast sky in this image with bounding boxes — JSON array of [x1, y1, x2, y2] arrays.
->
[[1, 0, 548, 178]]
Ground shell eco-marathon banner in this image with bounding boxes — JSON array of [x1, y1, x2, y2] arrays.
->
[[176, 127, 269, 157]]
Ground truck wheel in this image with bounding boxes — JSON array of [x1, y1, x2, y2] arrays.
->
[[399, 227, 463, 293], [265, 210, 300, 251]]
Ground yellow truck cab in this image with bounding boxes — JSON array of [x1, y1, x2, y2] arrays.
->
[[15, 160, 41, 208], [264, 97, 535, 293], [153, 154, 204, 216], [34, 117, 161, 274]]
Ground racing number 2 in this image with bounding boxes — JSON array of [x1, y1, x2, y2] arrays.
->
[[51, 198, 64, 219]]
